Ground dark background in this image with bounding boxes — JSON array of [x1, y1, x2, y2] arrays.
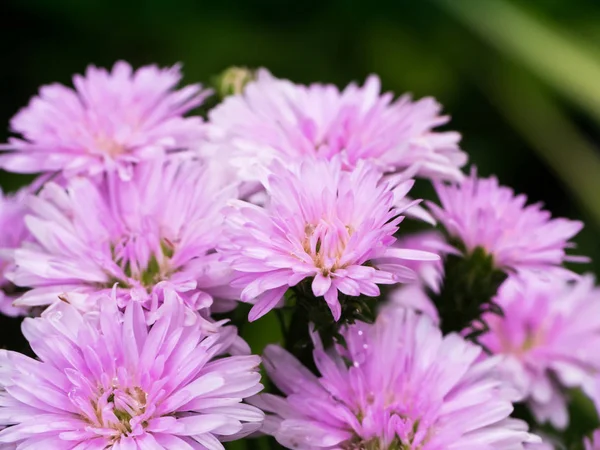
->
[[1, 0, 600, 437]]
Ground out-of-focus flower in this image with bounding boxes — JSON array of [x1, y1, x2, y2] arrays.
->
[[428, 170, 585, 277], [0, 292, 264, 448], [251, 307, 538, 449], [1, 61, 210, 180], [479, 274, 600, 429], [0, 188, 31, 317], [219, 158, 438, 321], [7, 158, 238, 315], [585, 430, 600, 450], [207, 68, 465, 182], [387, 231, 454, 322]]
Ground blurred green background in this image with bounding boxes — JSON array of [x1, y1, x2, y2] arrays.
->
[[3, 0, 600, 350], [2, 0, 600, 445]]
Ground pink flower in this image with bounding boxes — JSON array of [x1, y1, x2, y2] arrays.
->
[[251, 307, 539, 449], [1, 61, 210, 180], [479, 274, 600, 429], [0, 187, 31, 317], [207, 69, 465, 182], [7, 158, 239, 315], [0, 292, 264, 448], [585, 430, 600, 450], [428, 170, 584, 275], [218, 158, 438, 321]]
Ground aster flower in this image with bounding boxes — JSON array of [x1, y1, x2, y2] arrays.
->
[[7, 158, 238, 314], [0, 187, 30, 317], [218, 158, 438, 322], [207, 68, 466, 182], [586, 431, 600, 450], [478, 274, 600, 429], [428, 170, 585, 276], [0, 61, 210, 180], [0, 291, 264, 449], [251, 307, 539, 449]]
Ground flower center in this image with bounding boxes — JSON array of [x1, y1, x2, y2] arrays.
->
[[95, 135, 126, 157], [302, 221, 354, 274], [108, 238, 176, 289], [69, 377, 150, 441], [106, 386, 148, 433], [343, 437, 408, 450]]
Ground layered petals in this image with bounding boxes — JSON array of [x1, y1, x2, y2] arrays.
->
[[218, 158, 438, 321], [0, 292, 263, 448], [207, 69, 466, 183], [252, 307, 538, 449], [1, 61, 210, 179]]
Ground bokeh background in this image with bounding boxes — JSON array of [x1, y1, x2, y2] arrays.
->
[[2, 0, 600, 443]]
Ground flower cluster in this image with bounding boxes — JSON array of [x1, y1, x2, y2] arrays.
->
[[0, 61, 594, 449]]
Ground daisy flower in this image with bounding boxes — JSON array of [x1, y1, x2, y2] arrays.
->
[[219, 158, 438, 321], [479, 274, 600, 429], [207, 69, 465, 182], [1, 61, 210, 179], [428, 170, 584, 276], [252, 307, 539, 449], [7, 158, 238, 314], [0, 292, 263, 448]]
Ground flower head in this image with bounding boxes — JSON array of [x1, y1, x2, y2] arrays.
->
[[479, 274, 600, 429], [208, 69, 465, 182], [0, 187, 31, 317], [0, 293, 264, 448], [252, 307, 538, 449], [1, 61, 210, 179], [428, 170, 584, 275], [8, 158, 238, 314], [219, 158, 438, 321]]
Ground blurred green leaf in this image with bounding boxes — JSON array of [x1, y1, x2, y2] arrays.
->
[[435, 0, 600, 125]]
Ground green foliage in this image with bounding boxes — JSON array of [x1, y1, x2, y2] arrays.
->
[[431, 241, 508, 337], [273, 279, 379, 370]]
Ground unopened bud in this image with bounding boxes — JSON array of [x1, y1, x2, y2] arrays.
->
[[214, 66, 256, 99]]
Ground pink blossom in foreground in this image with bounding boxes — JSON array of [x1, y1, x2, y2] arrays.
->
[[207, 68, 465, 182], [218, 158, 438, 321], [428, 170, 584, 276], [251, 307, 539, 449], [7, 158, 239, 314], [0, 293, 264, 449], [586, 431, 600, 450], [479, 274, 600, 429], [1, 61, 210, 180], [0, 188, 31, 317]]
